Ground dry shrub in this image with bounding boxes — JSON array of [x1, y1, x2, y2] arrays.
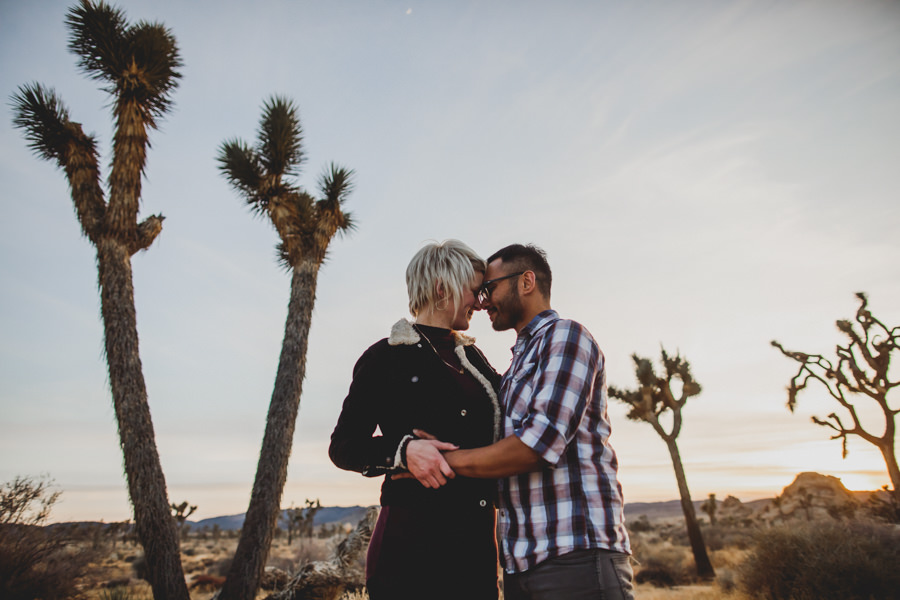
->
[[0, 476, 95, 600], [208, 556, 233, 577], [634, 583, 750, 600], [293, 537, 332, 566], [739, 520, 900, 599], [703, 525, 755, 551], [634, 543, 695, 587], [628, 514, 654, 533], [99, 586, 153, 600], [266, 554, 296, 573], [0, 531, 94, 600]]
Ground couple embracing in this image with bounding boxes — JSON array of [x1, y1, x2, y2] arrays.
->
[[329, 240, 633, 600]]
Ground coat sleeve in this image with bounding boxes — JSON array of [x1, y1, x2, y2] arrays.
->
[[328, 342, 409, 477]]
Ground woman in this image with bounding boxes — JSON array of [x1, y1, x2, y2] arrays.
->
[[329, 239, 501, 600]]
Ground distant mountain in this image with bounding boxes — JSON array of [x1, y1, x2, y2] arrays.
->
[[185, 499, 750, 531], [189, 506, 370, 531], [624, 499, 692, 521]]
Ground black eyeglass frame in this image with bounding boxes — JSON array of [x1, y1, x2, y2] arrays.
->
[[477, 271, 525, 304]]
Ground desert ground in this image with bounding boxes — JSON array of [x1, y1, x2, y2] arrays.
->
[[71, 527, 752, 600], [8, 472, 897, 600]]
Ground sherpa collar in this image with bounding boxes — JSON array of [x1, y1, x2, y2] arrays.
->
[[388, 319, 476, 347], [386, 318, 500, 441]]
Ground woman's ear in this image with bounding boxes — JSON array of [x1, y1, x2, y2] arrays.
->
[[435, 281, 446, 299]]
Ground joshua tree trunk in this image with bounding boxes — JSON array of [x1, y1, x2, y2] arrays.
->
[[665, 437, 715, 580], [879, 444, 900, 503], [97, 238, 188, 600], [220, 261, 320, 600]]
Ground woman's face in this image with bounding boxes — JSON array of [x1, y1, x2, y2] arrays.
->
[[450, 271, 484, 331]]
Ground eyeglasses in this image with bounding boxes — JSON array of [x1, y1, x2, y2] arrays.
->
[[477, 272, 525, 304]]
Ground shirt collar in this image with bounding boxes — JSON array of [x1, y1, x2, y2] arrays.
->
[[512, 309, 559, 353]]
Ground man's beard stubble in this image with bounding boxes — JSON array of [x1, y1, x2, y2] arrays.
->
[[492, 288, 524, 332]]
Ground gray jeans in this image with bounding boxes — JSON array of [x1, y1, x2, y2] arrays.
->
[[503, 549, 634, 600]]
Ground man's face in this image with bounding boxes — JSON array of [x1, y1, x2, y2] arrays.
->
[[480, 259, 524, 332]]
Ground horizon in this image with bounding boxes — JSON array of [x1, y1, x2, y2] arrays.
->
[[46, 469, 876, 525], [44, 466, 886, 524], [2, 0, 898, 525]]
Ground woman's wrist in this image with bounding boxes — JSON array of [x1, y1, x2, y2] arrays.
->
[[395, 433, 418, 469]]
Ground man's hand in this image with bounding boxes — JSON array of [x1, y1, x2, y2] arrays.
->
[[401, 433, 458, 488]]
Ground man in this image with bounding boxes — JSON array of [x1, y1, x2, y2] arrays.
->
[[411, 243, 633, 600]]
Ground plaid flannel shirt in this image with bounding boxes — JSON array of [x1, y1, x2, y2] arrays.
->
[[497, 310, 631, 573]]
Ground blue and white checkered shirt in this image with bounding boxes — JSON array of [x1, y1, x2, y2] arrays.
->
[[497, 310, 631, 573]]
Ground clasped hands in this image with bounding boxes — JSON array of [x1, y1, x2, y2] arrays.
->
[[394, 429, 456, 488]]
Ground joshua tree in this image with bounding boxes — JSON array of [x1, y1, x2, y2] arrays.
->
[[772, 293, 898, 503], [216, 96, 355, 600], [609, 349, 715, 580], [298, 498, 322, 540], [701, 493, 717, 527], [171, 501, 197, 538], [10, 2, 187, 598], [282, 505, 302, 545]]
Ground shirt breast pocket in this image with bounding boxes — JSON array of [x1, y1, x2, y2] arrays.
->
[[506, 361, 537, 425]]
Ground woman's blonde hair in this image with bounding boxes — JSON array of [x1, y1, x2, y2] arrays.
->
[[406, 239, 486, 317]]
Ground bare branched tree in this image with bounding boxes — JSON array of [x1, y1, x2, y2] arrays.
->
[[772, 292, 899, 502], [609, 348, 715, 580]]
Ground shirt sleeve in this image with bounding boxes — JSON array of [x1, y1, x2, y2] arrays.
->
[[513, 320, 601, 466]]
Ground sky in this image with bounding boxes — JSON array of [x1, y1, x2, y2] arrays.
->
[[1, 0, 898, 523]]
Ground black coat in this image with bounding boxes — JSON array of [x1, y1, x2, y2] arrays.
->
[[329, 319, 501, 510]]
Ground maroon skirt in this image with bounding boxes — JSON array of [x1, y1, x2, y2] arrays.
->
[[365, 504, 499, 600]]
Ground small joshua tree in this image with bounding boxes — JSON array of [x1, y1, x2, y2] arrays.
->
[[283, 505, 302, 545], [610, 348, 715, 580], [701, 493, 717, 527], [772, 293, 898, 504], [171, 501, 197, 538]]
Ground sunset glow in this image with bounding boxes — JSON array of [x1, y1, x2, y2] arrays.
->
[[1, 0, 897, 523]]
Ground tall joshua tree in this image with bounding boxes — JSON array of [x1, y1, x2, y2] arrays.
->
[[216, 96, 355, 600], [772, 292, 898, 502], [609, 349, 715, 580], [10, 2, 187, 598]]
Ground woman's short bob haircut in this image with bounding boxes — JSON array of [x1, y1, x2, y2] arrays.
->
[[406, 239, 486, 317]]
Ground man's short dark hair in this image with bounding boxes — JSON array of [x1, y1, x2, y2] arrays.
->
[[487, 243, 552, 299]]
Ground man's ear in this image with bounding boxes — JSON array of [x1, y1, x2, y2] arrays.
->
[[520, 271, 537, 296]]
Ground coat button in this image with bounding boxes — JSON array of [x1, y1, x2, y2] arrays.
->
[[460, 409, 467, 416], [411, 376, 419, 383], [479, 499, 487, 507]]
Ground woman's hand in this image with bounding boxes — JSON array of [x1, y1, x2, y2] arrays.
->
[[396, 431, 458, 488]]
